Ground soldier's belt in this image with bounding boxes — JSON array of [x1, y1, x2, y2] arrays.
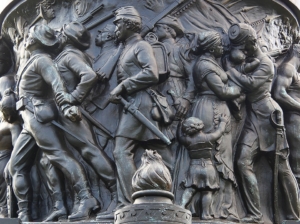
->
[[16, 97, 29, 111]]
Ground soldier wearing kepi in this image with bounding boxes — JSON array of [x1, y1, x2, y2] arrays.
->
[[226, 23, 300, 223], [9, 24, 99, 222], [54, 21, 117, 220], [109, 6, 174, 209]]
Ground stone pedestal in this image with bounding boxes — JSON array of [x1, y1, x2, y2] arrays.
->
[[114, 190, 192, 224]]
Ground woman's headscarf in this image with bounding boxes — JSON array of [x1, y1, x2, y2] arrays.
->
[[191, 31, 222, 54]]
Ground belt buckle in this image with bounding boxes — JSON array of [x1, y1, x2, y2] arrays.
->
[[16, 97, 26, 111]]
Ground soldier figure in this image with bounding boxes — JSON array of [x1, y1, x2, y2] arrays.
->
[[227, 23, 300, 223], [9, 24, 98, 222], [55, 21, 117, 219], [153, 15, 194, 122], [109, 6, 174, 209]]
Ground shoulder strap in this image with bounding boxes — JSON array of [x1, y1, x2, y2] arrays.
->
[[16, 54, 42, 98]]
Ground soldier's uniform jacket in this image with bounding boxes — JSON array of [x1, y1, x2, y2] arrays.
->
[[228, 54, 288, 152], [55, 45, 98, 104], [116, 33, 160, 141], [18, 53, 67, 123], [19, 54, 66, 99]]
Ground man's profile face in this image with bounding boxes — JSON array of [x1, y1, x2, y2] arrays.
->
[[153, 24, 168, 41], [24, 30, 36, 52], [44, 7, 55, 21], [74, 0, 85, 16], [95, 31, 111, 46], [114, 19, 127, 42]]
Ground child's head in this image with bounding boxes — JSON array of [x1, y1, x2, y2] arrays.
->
[[229, 47, 246, 64], [182, 117, 204, 136]]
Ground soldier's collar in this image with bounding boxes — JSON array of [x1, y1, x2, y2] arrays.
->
[[124, 33, 141, 45]]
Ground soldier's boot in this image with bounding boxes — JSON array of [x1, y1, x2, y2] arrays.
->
[[68, 187, 99, 222], [43, 193, 67, 222], [0, 206, 8, 218], [17, 201, 31, 222], [96, 184, 117, 220]]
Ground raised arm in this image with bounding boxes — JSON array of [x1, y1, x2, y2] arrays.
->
[[273, 64, 300, 112], [227, 56, 274, 92], [176, 121, 188, 146], [66, 53, 98, 104], [205, 114, 227, 142]]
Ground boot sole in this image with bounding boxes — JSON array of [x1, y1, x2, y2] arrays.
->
[[68, 205, 99, 222], [68, 215, 89, 222]]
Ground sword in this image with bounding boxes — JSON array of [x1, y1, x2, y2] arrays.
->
[[120, 97, 171, 145]]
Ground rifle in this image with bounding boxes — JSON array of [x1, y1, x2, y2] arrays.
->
[[86, 12, 115, 30], [270, 110, 284, 224], [140, 0, 188, 37], [80, 107, 114, 139], [120, 97, 171, 145], [77, 4, 104, 25]]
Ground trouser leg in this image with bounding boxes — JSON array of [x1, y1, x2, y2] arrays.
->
[[0, 154, 10, 208], [9, 131, 37, 211], [39, 152, 64, 202], [61, 117, 116, 187], [28, 120, 90, 193], [113, 137, 138, 206], [285, 114, 300, 185], [236, 143, 262, 219], [267, 150, 300, 219]]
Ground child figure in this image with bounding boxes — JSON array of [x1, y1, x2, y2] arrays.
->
[[224, 49, 260, 120], [177, 114, 228, 220]]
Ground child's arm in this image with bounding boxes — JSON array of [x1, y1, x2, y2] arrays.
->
[[242, 58, 260, 73], [205, 114, 227, 142], [177, 121, 188, 146]]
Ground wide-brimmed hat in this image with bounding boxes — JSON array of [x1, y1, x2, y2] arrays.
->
[[31, 24, 59, 47], [114, 6, 141, 24], [228, 23, 257, 46], [63, 21, 90, 49], [156, 15, 184, 37]]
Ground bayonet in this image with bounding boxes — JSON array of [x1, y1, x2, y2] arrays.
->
[[120, 97, 171, 145]]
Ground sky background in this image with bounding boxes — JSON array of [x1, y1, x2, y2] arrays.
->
[[0, 0, 12, 13]]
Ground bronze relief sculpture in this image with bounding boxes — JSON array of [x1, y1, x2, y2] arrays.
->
[[0, 0, 300, 224]]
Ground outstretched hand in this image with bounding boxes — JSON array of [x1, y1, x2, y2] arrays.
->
[[219, 114, 228, 123]]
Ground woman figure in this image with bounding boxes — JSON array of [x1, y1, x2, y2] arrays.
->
[[189, 31, 241, 221]]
